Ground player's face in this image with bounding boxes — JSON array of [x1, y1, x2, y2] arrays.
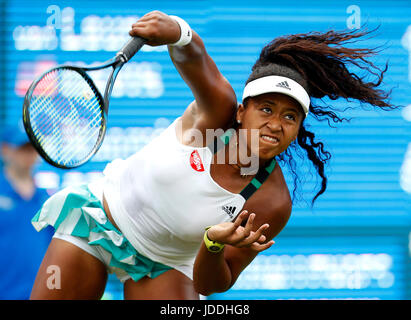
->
[[236, 93, 304, 161]]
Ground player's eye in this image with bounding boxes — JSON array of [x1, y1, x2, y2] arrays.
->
[[284, 114, 296, 121], [261, 107, 272, 114]]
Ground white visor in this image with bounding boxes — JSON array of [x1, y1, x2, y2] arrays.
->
[[242, 75, 310, 116]]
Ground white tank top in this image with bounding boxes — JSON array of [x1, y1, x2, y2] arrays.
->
[[100, 117, 275, 280]]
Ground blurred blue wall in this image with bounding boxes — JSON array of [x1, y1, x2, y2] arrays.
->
[[0, 0, 410, 299]]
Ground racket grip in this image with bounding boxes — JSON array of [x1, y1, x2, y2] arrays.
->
[[117, 37, 147, 62]]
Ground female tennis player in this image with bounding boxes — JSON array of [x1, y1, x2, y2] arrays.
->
[[30, 11, 396, 299]]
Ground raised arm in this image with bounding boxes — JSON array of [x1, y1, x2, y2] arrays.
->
[[129, 11, 237, 131]]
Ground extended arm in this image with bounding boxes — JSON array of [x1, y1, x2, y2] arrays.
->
[[129, 11, 237, 130]]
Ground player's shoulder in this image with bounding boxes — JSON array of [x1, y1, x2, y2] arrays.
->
[[182, 100, 236, 129], [251, 162, 292, 221]]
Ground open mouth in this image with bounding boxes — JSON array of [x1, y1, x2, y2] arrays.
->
[[260, 135, 279, 145]]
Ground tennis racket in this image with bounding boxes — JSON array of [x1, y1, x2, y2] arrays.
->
[[22, 36, 146, 169]]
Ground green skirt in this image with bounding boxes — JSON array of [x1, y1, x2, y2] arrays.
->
[[32, 184, 171, 282]]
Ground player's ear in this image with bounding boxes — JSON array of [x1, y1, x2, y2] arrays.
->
[[236, 103, 245, 124]]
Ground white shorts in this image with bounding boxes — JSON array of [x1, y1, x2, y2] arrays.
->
[[53, 232, 132, 283]]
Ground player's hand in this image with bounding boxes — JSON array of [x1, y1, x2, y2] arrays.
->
[[129, 11, 182, 46], [206, 210, 275, 252]]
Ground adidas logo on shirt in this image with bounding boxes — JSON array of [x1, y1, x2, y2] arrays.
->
[[276, 80, 291, 90], [222, 205, 236, 218]]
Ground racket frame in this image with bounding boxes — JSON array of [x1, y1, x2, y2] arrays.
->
[[22, 58, 123, 169], [22, 36, 146, 169]]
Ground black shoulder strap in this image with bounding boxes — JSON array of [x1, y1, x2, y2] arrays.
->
[[207, 131, 276, 200], [239, 158, 276, 200]]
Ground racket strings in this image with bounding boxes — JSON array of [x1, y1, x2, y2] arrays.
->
[[32, 71, 100, 130], [28, 68, 104, 166], [31, 71, 94, 140]]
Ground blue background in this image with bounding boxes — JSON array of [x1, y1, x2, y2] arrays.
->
[[0, 0, 410, 299]]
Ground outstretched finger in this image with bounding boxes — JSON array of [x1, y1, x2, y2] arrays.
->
[[238, 223, 270, 247], [256, 234, 266, 244], [250, 240, 275, 252], [243, 213, 255, 237], [232, 210, 250, 229]]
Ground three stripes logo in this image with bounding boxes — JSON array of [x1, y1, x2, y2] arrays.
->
[[276, 80, 291, 90], [222, 205, 236, 218]]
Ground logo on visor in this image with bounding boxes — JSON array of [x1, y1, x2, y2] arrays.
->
[[276, 81, 291, 90]]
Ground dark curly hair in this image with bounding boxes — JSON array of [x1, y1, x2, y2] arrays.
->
[[243, 28, 399, 205]]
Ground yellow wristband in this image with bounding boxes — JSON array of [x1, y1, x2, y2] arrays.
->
[[203, 227, 225, 253]]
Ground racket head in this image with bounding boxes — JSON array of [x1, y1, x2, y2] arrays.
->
[[23, 66, 107, 169]]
